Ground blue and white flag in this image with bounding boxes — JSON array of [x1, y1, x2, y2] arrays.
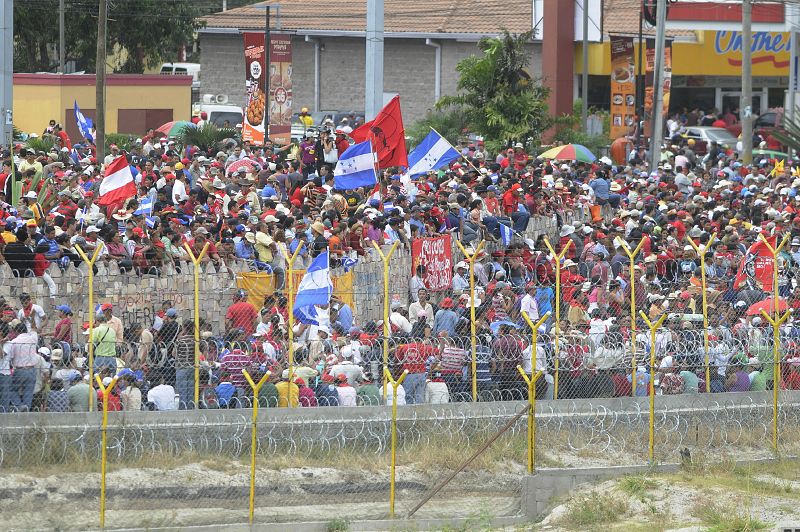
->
[[293, 251, 333, 326], [341, 256, 358, 273], [74, 101, 94, 144], [500, 223, 513, 246], [145, 216, 158, 229], [333, 141, 377, 190], [69, 148, 81, 166], [404, 129, 460, 177], [133, 196, 153, 216]]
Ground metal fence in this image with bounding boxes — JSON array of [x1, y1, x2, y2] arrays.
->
[[1, 393, 798, 530]]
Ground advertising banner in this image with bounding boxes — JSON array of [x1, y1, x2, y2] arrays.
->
[[411, 235, 453, 292], [242, 32, 267, 144], [268, 34, 293, 146], [644, 39, 673, 128], [609, 35, 635, 139]]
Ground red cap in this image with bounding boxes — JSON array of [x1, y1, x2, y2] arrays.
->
[[153, 240, 165, 249], [692, 182, 702, 187], [84, 191, 94, 198], [511, 183, 522, 191], [440, 297, 454, 309], [100, 303, 113, 311], [132, 227, 145, 237], [181, 158, 190, 165]]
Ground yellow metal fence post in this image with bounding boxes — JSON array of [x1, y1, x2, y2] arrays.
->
[[542, 237, 572, 400], [280, 246, 302, 404], [517, 367, 543, 474], [184, 242, 209, 409], [686, 234, 716, 393], [75, 243, 104, 411], [372, 240, 399, 400], [385, 368, 409, 518], [455, 239, 486, 402], [640, 311, 666, 464], [95, 374, 118, 528], [617, 237, 645, 396], [761, 309, 791, 452], [242, 369, 271, 524]]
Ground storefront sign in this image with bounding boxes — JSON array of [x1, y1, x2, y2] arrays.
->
[[609, 36, 635, 139], [411, 235, 453, 292], [671, 31, 790, 77]]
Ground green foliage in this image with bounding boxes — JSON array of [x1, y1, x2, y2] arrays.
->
[[557, 491, 629, 527], [549, 98, 609, 158], [618, 475, 658, 498], [692, 501, 770, 532], [770, 108, 800, 154], [14, 0, 205, 73], [325, 518, 349, 532], [180, 123, 239, 152], [436, 30, 551, 153], [104, 133, 136, 152], [406, 110, 470, 149], [25, 136, 56, 154]]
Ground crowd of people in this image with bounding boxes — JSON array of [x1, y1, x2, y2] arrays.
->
[[1, 110, 799, 413]]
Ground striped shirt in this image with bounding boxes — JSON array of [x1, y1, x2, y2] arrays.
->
[[220, 349, 252, 388]]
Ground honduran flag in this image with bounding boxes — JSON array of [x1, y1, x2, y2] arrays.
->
[[293, 251, 333, 326], [98, 156, 137, 206]]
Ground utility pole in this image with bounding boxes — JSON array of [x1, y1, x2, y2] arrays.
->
[[59, 0, 65, 73], [223, 0, 227, 11], [741, 0, 753, 164], [365, 0, 385, 120], [95, 0, 107, 161], [648, 0, 667, 172], [581, 0, 589, 133], [789, 30, 797, 160], [0, 0, 12, 145]]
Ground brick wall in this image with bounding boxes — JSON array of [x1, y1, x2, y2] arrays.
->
[[198, 33, 542, 124]]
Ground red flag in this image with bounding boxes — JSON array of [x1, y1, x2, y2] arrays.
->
[[352, 96, 408, 169], [97, 156, 136, 206], [733, 236, 776, 290]]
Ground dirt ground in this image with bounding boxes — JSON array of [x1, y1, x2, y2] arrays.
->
[[534, 458, 800, 531]]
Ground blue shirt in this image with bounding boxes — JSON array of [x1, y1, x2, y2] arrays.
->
[[215, 382, 236, 407], [261, 185, 277, 198], [589, 178, 610, 200], [235, 240, 254, 259], [38, 237, 60, 259], [336, 304, 353, 331], [432, 309, 459, 336]]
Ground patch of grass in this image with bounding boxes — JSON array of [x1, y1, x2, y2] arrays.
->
[[692, 500, 771, 532], [618, 475, 657, 498], [326, 517, 349, 532], [433, 508, 492, 531], [557, 491, 629, 527]]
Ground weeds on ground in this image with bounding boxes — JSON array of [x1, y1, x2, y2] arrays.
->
[[433, 508, 492, 531], [556, 491, 629, 527], [618, 475, 657, 498], [691, 500, 771, 532], [326, 517, 349, 532]]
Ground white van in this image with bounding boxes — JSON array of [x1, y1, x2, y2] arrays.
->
[[160, 62, 201, 92], [192, 94, 244, 128]]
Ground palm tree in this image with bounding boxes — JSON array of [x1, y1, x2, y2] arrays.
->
[[180, 123, 239, 152]]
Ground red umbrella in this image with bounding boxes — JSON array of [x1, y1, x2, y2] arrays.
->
[[746, 297, 788, 316], [225, 157, 259, 176]]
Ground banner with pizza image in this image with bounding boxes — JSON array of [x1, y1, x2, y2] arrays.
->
[[242, 32, 267, 145], [268, 34, 293, 146]]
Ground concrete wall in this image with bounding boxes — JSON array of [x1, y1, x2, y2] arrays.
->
[[198, 33, 543, 124]]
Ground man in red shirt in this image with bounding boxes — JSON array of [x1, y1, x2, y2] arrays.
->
[[396, 340, 439, 404], [501, 183, 530, 232], [225, 289, 258, 336]]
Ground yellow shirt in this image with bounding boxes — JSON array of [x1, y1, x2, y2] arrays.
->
[[275, 381, 299, 407], [1, 230, 16, 243], [299, 114, 313, 128]]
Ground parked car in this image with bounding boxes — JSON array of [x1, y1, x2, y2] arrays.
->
[[726, 109, 785, 144], [677, 126, 739, 155]]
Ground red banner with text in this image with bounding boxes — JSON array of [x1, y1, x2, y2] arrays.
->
[[411, 235, 453, 292]]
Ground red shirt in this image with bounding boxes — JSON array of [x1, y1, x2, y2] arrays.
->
[[502, 190, 520, 215], [33, 253, 49, 277], [396, 343, 438, 374], [225, 301, 258, 335]]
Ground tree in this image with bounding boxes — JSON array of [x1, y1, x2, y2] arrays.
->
[[406, 109, 470, 148], [13, 0, 206, 73], [436, 30, 551, 153]]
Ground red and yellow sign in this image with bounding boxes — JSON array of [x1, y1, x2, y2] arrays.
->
[[672, 31, 790, 77], [609, 36, 635, 139]]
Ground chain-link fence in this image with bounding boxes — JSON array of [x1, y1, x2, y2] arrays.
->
[[1, 392, 798, 529]]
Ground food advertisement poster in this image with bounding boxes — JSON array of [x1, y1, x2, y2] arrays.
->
[[644, 38, 673, 121], [242, 32, 267, 145], [609, 35, 635, 139], [268, 34, 293, 146]]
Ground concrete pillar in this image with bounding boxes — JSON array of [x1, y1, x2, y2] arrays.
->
[[541, 0, 575, 127]]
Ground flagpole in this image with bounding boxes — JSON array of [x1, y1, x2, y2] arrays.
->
[[429, 126, 482, 174]]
